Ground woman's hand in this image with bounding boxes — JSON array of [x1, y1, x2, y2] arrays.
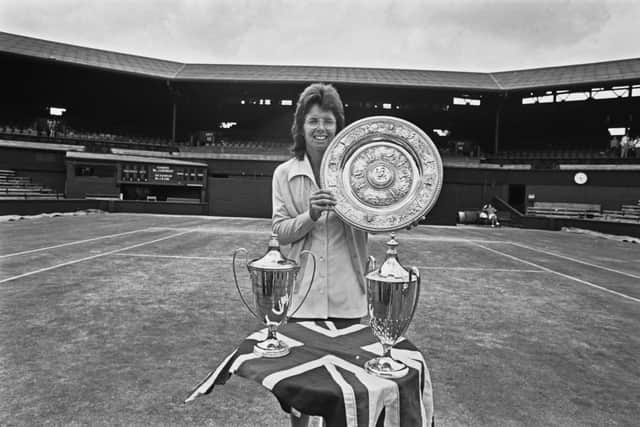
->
[[309, 189, 337, 221]]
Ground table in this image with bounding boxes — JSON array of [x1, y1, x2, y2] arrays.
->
[[186, 320, 434, 427]]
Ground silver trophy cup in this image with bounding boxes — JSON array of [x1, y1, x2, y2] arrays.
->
[[232, 233, 316, 358], [365, 233, 420, 378]]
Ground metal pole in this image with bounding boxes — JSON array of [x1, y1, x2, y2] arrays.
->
[[494, 100, 501, 154], [172, 102, 177, 144]]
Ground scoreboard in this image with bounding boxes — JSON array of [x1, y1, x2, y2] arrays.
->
[[120, 163, 205, 186], [151, 165, 175, 182]]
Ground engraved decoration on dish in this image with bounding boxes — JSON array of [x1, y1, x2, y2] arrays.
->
[[320, 116, 443, 232]]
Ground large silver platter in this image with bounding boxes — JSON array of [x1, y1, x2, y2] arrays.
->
[[320, 116, 443, 232]]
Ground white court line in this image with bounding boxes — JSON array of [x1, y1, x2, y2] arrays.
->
[[507, 241, 640, 281], [472, 242, 640, 303], [148, 226, 517, 245], [113, 253, 543, 273], [109, 213, 271, 221], [113, 253, 229, 261], [371, 236, 507, 243], [146, 227, 275, 235], [151, 227, 509, 244], [0, 227, 158, 258], [416, 266, 543, 273], [0, 231, 192, 284]]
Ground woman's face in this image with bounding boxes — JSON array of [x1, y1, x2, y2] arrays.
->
[[303, 104, 337, 158]]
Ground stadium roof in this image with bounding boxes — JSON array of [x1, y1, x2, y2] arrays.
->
[[175, 64, 497, 90], [2, 31, 639, 91], [0, 31, 182, 79], [492, 59, 640, 91]]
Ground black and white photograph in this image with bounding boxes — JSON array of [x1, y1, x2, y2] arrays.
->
[[1, 1, 639, 426]]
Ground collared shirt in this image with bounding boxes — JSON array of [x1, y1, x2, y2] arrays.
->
[[272, 155, 368, 319]]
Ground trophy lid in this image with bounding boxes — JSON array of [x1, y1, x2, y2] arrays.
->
[[248, 233, 300, 271], [366, 233, 416, 284]]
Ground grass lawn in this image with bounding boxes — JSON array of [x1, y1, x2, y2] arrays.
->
[[1, 213, 639, 426]]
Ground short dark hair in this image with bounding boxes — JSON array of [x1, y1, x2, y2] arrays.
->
[[290, 83, 345, 160]]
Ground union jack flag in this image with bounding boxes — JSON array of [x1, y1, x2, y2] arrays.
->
[[185, 320, 434, 427]]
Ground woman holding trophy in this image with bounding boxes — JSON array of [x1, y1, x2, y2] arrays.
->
[[272, 83, 368, 427], [272, 83, 369, 327], [271, 82, 439, 427], [189, 83, 438, 426]]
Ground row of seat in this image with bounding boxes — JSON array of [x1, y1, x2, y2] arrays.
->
[[488, 150, 615, 160], [527, 202, 602, 219], [0, 125, 172, 150], [0, 169, 64, 200], [601, 202, 640, 222], [528, 201, 640, 223], [1, 124, 637, 162], [178, 140, 290, 154]]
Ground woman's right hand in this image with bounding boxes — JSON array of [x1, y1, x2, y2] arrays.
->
[[309, 189, 337, 221]]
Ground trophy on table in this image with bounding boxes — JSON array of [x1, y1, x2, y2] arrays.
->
[[319, 116, 444, 378], [365, 233, 420, 378], [232, 233, 316, 357]]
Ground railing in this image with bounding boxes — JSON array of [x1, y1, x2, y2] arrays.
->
[[177, 140, 290, 155], [0, 126, 174, 152], [0, 169, 64, 200], [527, 202, 602, 219], [482, 149, 640, 164], [601, 203, 640, 223]]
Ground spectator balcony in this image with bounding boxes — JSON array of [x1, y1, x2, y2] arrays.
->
[[177, 139, 291, 155], [0, 124, 175, 153], [482, 149, 640, 165], [0, 169, 63, 200]]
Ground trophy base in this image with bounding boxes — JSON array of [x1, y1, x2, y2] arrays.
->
[[365, 356, 409, 378], [254, 338, 290, 358]]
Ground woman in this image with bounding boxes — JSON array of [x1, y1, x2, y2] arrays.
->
[[272, 83, 368, 427], [272, 82, 368, 324], [272, 83, 430, 427]]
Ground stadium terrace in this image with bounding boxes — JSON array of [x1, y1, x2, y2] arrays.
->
[[0, 31, 639, 237]]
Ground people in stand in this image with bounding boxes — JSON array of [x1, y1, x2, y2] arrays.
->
[[481, 203, 500, 227], [620, 133, 630, 159], [634, 136, 640, 158], [609, 135, 620, 157]]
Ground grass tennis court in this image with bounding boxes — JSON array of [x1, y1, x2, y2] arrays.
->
[[1, 213, 639, 426]]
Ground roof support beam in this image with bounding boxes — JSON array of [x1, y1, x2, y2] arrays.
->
[[493, 94, 505, 154], [166, 80, 180, 144], [172, 101, 177, 144]]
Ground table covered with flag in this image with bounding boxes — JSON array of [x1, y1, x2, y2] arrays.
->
[[185, 320, 434, 427]]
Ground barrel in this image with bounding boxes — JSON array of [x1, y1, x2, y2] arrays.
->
[[457, 210, 480, 224]]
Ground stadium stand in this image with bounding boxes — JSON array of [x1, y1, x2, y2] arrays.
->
[[482, 149, 626, 164], [527, 202, 602, 219], [85, 193, 121, 200], [600, 201, 640, 223], [165, 197, 201, 203], [0, 169, 63, 200], [0, 123, 174, 153], [1, 31, 639, 235], [177, 139, 290, 155]]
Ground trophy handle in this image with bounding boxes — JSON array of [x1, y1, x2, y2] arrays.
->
[[288, 250, 317, 318], [366, 255, 376, 273], [232, 248, 259, 320], [404, 266, 421, 337]]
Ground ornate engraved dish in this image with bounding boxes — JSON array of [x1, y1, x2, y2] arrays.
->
[[320, 116, 443, 232]]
